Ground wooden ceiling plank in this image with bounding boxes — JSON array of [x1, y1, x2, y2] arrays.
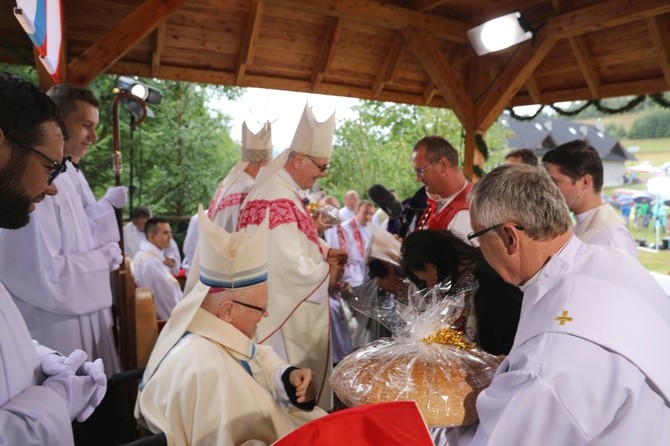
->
[[372, 33, 406, 98], [312, 18, 343, 91], [262, 0, 469, 43], [546, 0, 670, 39], [236, 1, 265, 85], [568, 36, 601, 98], [67, 0, 188, 86], [402, 27, 475, 128], [647, 15, 670, 87], [476, 31, 557, 130], [151, 21, 166, 78]]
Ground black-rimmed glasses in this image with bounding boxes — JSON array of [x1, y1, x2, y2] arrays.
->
[[467, 223, 525, 241], [413, 159, 439, 177], [306, 155, 330, 173], [231, 299, 267, 314], [5, 133, 66, 184]]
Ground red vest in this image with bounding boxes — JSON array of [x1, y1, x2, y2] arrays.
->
[[417, 182, 473, 230]]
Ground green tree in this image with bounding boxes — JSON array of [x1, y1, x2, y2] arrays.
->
[[321, 101, 507, 202]]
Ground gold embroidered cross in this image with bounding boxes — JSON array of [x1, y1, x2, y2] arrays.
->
[[555, 310, 573, 325]]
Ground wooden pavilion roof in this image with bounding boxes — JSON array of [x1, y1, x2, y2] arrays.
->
[[2, 0, 670, 135]]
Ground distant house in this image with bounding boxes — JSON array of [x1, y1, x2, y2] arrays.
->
[[503, 117, 637, 187]]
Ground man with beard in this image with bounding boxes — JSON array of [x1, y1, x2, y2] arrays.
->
[[0, 84, 122, 376], [0, 72, 107, 445]]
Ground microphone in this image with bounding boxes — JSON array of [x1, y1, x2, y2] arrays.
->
[[367, 184, 403, 218]]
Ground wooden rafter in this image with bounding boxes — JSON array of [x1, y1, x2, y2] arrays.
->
[[262, 0, 469, 43], [372, 33, 406, 99], [546, 0, 670, 38], [151, 21, 166, 78], [475, 31, 556, 130], [67, 0, 187, 87], [312, 18, 343, 91], [402, 27, 475, 129], [569, 36, 601, 98], [524, 76, 542, 104], [646, 15, 670, 88], [411, 0, 451, 12], [422, 82, 437, 105], [236, 1, 265, 85]]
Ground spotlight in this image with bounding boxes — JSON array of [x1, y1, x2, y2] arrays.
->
[[467, 12, 533, 56], [116, 76, 163, 105]]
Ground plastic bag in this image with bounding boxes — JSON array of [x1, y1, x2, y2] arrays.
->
[[331, 273, 501, 427]]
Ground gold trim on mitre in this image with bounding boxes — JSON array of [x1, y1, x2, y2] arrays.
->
[[289, 104, 335, 158], [241, 121, 273, 163], [198, 203, 269, 289]]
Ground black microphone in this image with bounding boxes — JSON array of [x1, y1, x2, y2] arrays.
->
[[367, 184, 403, 218]]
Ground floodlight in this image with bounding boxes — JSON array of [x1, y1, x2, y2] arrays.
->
[[468, 12, 533, 56], [116, 76, 163, 105]]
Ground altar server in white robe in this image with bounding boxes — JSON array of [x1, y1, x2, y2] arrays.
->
[[46, 84, 127, 246], [432, 164, 670, 445], [183, 121, 273, 293], [542, 139, 638, 258], [0, 72, 107, 445], [124, 206, 181, 274], [0, 86, 123, 375], [238, 105, 347, 409], [136, 206, 326, 445], [132, 217, 183, 320]]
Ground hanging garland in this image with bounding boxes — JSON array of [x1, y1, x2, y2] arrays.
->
[[507, 93, 670, 121], [473, 133, 488, 179]]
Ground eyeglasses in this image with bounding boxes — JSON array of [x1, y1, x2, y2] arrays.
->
[[413, 159, 439, 177], [231, 299, 267, 314], [306, 156, 330, 173], [467, 223, 525, 241], [5, 133, 66, 184]]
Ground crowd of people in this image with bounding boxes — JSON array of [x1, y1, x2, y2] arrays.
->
[[1, 71, 669, 446]]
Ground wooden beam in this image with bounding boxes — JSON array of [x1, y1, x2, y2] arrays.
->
[[312, 18, 343, 91], [524, 76, 542, 103], [372, 33, 406, 99], [568, 36, 601, 98], [107, 60, 454, 109], [647, 15, 670, 88], [151, 21, 166, 78], [402, 27, 475, 129], [236, 1, 265, 85], [546, 0, 670, 39], [67, 0, 187, 87], [33, 48, 56, 92], [411, 0, 451, 12], [262, 0, 469, 43], [476, 31, 557, 131], [422, 82, 437, 105]]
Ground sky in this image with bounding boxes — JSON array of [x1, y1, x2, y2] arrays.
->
[[212, 87, 361, 153]]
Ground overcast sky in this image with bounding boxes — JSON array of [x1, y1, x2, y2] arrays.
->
[[213, 87, 360, 154]]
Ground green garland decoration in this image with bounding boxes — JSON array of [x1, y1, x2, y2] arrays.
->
[[650, 93, 670, 109], [474, 133, 489, 160], [549, 101, 593, 116], [473, 165, 485, 178]]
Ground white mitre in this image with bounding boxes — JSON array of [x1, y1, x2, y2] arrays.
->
[[139, 204, 269, 389], [289, 104, 335, 158], [241, 120, 273, 163]]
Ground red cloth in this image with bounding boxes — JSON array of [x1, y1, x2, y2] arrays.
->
[[272, 401, 433, 445], [418, 182, 473, 230]]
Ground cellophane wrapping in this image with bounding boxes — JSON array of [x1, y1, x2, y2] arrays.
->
[[332, 274, 501, 427]]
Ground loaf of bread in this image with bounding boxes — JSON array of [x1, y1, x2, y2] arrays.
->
[[331, 337, 501, 427]]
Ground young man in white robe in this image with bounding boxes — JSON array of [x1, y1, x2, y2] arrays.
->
[[0, 72, 107, 446], [0, 84, 122, 375], [46, 84, 127, 246], [136, 206, 326, 445], [124, 205, 181, 274], [543, 139, 638, 258], [132, 218, 183, 320], [238, 105, 347, 409], [433, 164, 670, 445]]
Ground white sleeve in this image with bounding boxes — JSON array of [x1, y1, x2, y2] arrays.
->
[[588, 227, 638, 259], [136, 259, 182, 320], [448, 210, 477, 247], [165, 240, 182, 274]]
